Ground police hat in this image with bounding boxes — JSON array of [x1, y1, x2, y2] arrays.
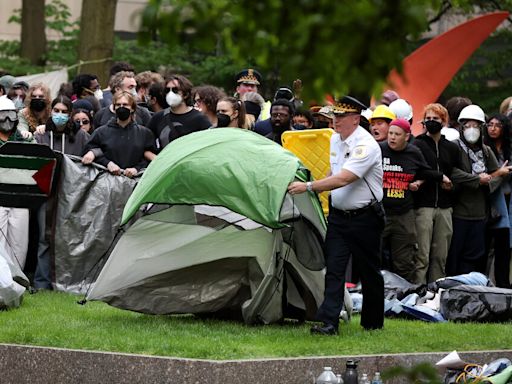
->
[[332, 96, 367, 115], [235, 68, 262, 85]]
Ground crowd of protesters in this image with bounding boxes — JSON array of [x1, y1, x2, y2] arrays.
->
[[0, 63, 511, 294]]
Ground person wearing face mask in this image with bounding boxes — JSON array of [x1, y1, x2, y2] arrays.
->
[[93, 71, 152, 128], [17, 82, 52, 140], [0, 96, 32, 272], [215, 97, 247, 128], [71, 74, 101, 113], [83, 91, 156, 177], [146, 75, 210, 151], [411, 103, 460, 284], [34, 96, 90, 155], [446, 104, 512, 278]]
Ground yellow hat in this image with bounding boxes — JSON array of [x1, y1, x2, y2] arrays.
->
[[369, 105, 396, 123]]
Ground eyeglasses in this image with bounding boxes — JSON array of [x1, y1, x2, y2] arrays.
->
[[165, 87, 180, 94], [463, 122, 481, 129], [271, 112, 289, 118], [194, 98, 202, 105], [74, 119, 90, 125], [488, 121, 503, 129]]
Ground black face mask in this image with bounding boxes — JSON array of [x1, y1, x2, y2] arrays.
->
[[30, 98, 47, 112], [293, 124, 307, 131], [216, 113, 231, 128], [424, 120, 443, 134], [116, 107, 131, 121]]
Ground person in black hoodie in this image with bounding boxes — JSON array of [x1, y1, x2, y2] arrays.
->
[[82, 91, 156, 177], [380, 118, 438, 283], [412, 103, 460, 284]]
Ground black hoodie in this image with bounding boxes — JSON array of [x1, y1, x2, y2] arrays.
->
[[412, 133, 460, 209]]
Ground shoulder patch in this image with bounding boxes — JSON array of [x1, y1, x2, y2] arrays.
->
[[352, 145, 368, 159]]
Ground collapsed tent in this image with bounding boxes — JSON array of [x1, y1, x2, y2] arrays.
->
[[87, 128, 329, 324]]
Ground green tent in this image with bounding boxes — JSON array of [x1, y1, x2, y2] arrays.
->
[[87, 129, 331, 324]]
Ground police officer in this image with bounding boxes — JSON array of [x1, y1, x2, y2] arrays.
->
[[288, 96, 385, 334]]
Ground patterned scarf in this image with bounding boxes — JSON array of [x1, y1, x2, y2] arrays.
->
[[459, 139, 486, 175]]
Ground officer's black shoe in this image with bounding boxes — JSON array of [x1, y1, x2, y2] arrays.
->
[[310, 323, 338, 335]]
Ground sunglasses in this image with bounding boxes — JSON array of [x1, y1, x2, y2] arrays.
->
[[74, 119, 90, 125], [165, 87, 180, 94]]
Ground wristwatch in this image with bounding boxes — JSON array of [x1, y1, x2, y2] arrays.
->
[[306, 181, 313, 192]]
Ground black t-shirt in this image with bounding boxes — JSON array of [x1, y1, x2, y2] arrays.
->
[[379, 142, 434, 216], [147, 108, 211, 151], [84, 120, 156, 171]]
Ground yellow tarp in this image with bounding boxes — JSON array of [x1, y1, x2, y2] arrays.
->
[[282, 129, 334, 215]]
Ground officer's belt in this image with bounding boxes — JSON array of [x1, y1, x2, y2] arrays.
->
[[330, 203, 373, 218]]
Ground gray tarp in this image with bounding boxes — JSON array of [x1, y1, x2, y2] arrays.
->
[[53, 156, 138, 292]]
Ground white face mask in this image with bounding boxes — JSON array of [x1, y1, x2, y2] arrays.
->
[[166, 91, 182, 108], [94, 89, 103, 100], [463, 127, 480, 144]]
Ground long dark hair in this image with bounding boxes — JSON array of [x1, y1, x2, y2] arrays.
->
[[46, 95, 76, 143], [484, 113, 511, 162]]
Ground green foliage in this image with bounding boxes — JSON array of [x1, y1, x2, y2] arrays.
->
[[0, 0, 79, 75], [140, 0, 435, 101], [1, 291, 512, 360], [441, 29, 512, 114]]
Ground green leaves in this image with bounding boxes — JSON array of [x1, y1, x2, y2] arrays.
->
[[140, 0, 433, 101]]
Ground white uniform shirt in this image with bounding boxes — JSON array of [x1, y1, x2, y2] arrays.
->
[[330, 126, 383, 210]]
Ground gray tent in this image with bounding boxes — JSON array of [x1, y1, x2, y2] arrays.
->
[[86, 129, 336, 324]]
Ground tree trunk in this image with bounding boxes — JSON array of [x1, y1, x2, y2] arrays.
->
[[77, 0, 117, 87], [20, 0, 46, 66]]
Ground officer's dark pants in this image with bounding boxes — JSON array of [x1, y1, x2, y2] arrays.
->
[[316, 206, 384, 330]]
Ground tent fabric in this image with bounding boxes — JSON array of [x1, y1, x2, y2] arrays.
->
[[87, 130, 330, 323], [87, 205, 326, 323], [121, 128, 307, 228], [53, 156, 138, 292]]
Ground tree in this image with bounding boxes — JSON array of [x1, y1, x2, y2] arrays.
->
[[20, 0, 46, 66], [140, 0, 435, 101], [77, 0, 117, 86]]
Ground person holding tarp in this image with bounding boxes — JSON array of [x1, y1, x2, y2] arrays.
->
[[82, 91, 156, 177], [288, 95, 385, 335], [0, 96, 33, 271]]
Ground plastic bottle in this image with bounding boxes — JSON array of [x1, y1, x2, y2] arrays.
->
[[343, 360, 359, 384], [371, 372, 383, 384], [360, 373, 370, 384], [316, 367, 338, 384], [336, 374, 344, 384]]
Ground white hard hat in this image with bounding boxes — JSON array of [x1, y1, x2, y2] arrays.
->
[[0, 95, 16, 111], [389, 99, 413, 121], [458, 104, 485, 124]]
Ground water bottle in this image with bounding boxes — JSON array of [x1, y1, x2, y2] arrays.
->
[[360, 373, 370, 384], [336, 374, 344, 384], [343, 360, 359, 384], [371, 372, 383, 384], [316, 367, 338, 384]]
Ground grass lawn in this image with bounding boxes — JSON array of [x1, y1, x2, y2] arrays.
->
[[1, 291, 511, 360]]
